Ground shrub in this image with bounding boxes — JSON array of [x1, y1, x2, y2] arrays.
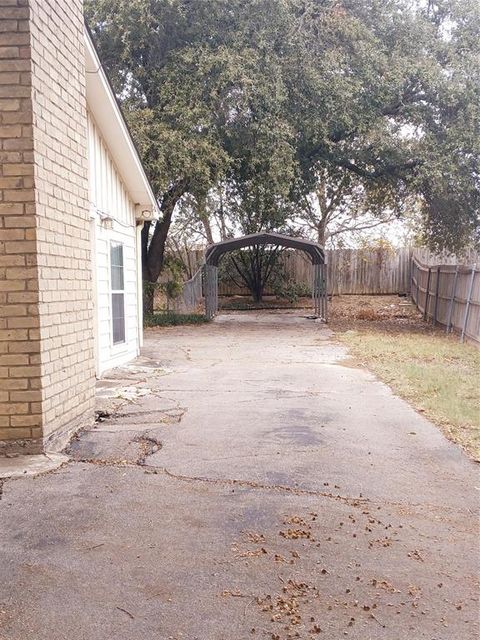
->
[[144, 312, 209, 327], [271, 275, 311, 303]]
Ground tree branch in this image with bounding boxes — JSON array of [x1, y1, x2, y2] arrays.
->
[[328, 215, 397, 238]]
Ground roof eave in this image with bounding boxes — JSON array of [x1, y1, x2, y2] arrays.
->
[[84, 27, 159, 219]]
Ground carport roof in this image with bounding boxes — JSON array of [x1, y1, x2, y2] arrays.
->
[[205, 232, 325, 266]]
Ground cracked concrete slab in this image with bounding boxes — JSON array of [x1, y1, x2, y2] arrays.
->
[[0, 311, 478, 640], [66, 429, 162, 465], [0, 452, 68, 479]]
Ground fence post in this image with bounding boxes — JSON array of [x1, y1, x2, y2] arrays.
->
[[433, 266, 440, 326], [423, 267, 432, 321], [461, 264, 477, 343], [446, 266, 458, 334], [410, 257, 415, 302], [412, 259, 420, 305], [411, 258, 419, 305], [415, 264, 420, 307]]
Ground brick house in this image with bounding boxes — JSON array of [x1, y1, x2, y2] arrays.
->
[[0, 0, 158, 455]]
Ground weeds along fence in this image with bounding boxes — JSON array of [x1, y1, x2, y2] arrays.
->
[[411, 257, 479, 344]]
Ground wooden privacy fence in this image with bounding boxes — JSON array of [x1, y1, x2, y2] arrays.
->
[[216, 247, 412, 296], [325, 247, 411, 295], [411, 257, 480, 343], [160, 247, 413, 296]]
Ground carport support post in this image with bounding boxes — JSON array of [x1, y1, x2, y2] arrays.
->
[[322, 264, 328, 321], [415, 262, 420, 307], [214, 266, 218, 316], [312, 263, 327, 320], [411, 258, 420, 305], [204, 264, 218, 320]]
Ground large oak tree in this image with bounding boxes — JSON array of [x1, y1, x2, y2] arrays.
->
[[85, 0, 479, 311]]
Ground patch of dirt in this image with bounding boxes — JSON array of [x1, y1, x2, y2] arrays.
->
[[220, 294, 440, 336], [329, 294, 441, 335], [134, 434, 162, 465]]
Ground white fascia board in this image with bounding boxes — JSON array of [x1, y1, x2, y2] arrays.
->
[[84, 29, 159, 218]]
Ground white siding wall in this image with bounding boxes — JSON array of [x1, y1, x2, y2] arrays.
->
[[87, 113, 140, 375]]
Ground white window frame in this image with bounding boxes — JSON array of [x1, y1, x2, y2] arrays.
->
[[109, 241, 127, 348]]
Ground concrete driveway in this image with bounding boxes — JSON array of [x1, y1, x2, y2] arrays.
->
[[0, 312, 478, 640]]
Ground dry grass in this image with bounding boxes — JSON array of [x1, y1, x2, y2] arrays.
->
[[330, 295, 480, 460]]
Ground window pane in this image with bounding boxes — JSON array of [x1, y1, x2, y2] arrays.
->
[[110, 244, 123, 268], [112, 293, 125, 344], [110, 244, 124, 290], [111, 265, 124, 290]]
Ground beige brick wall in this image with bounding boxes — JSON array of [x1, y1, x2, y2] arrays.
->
[[0, 0, 96, 453], [0, 0, 42, 452]]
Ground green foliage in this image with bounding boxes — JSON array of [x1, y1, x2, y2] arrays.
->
[[142, 280, 161, 298], [271, 274, 311, 304], [144, 312, 209, 327], [290, 0, 480, 251], [85, 0, 480, 255], [153, 255, 185, 310], [163, 279, 183, 301], [85, 0, 229, 197], [143, 277, 181, 302], [162, 254, 185, 295]]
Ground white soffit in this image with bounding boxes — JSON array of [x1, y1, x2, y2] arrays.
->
[[84, 29, 158, 215]]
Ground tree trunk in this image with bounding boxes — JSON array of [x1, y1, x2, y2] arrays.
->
[[218, 187, 228, 240], [146, 215, 173, 281], [143, 283, 155, 316], [317, 221, 327, 247], [252, 286, 263, 303], [196, 193, 214, 244], [141, 222, 155, 315], [141, 179, 188, 316]]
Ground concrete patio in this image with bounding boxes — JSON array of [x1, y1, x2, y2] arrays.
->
[[0, 312, 478, 639]]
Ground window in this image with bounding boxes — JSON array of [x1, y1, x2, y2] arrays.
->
[[110, 243, 125, 344]]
